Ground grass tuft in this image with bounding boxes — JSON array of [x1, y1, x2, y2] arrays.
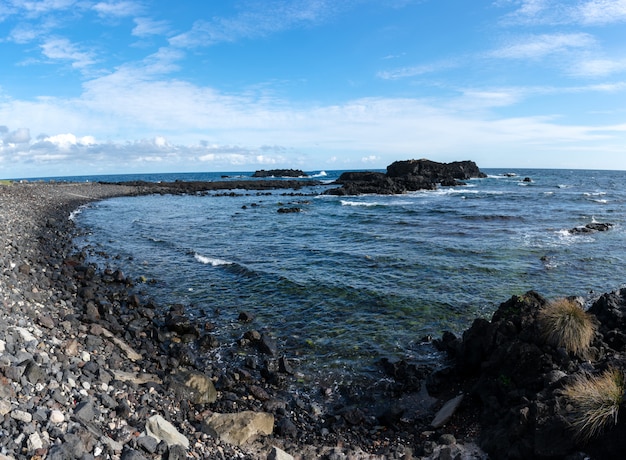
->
[[538, 297, 596, 355], [563, 368, 624, 442]]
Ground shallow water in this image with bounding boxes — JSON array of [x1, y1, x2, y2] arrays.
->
[[73, 168, 626, 385]]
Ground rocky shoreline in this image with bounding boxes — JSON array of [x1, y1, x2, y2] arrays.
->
[[0, 182, 485, 460], [3, 180, 626, 459]]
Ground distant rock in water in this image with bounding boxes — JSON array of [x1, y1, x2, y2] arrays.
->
[[569, 222, 613, 234], [252, 169, 307, 178], [325, 159, 486, 195]]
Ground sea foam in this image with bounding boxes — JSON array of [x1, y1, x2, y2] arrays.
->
[[194, 253, 232, 266]]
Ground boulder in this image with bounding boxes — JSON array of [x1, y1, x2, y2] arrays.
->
[[145, 415, 189, 449], [167, 371, 217, 405], [202, 411, 274, 446]]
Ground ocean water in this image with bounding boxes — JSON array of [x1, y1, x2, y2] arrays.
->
[[72, 168, 626, 385]]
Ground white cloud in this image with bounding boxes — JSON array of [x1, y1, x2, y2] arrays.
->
[[42, 133, 95, 150], [570, 57, 626, 77], [8, 23, 43, 43], [490, 33, 595, 60], [92, 1, 143, 18], [132, 17, 170, 37], [361, 155, 380, 163], [576, 0, 626, 25], [41, 37, 96, 68]]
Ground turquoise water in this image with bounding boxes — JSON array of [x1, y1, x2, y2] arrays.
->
[[73, 169, 626, 384]]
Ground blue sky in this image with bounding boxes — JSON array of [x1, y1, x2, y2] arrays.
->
[[1, 0, 625, 177]]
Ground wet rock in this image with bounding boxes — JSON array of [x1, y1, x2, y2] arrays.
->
[[277, 207, 301, 213], [238, 311, 255, 323], [278, 356, 294, 375], [569, 222, 613, 234], [258, 334, 278, 356], [431, 395, 464, 429]]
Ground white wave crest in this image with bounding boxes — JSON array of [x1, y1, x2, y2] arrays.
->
[[194, 253, 233, 266], [340, 200, 379, 207], [69, 204, 87, 221], [311, 171, 328, 178]]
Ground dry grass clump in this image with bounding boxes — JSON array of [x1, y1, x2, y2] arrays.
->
[[563, 368, 625, 442], [538, 297, 597, 355]]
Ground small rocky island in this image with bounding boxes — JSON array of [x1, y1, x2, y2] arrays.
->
[[252, 169, 307, 178], [325, 159, 486, 195]]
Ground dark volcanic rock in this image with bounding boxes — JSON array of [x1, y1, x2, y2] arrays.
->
[[386, 159, 485, 181], [325, 159, 485, 195], [569, 222, 613, 234], [252, 169, 307, 178]]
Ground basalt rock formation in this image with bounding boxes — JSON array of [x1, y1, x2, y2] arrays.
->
[[431, 289, 626, 459], [252, 169, 307, 178], [325, 159, 486, 195]]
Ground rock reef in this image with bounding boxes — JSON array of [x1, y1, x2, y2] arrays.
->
[[252, 170, 307, 178], [325, 159, 486, 195]]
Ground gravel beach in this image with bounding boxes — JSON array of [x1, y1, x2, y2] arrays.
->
[[2, 182, 484, 460]]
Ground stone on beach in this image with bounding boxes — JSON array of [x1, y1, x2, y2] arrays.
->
[[145, 414, 190, 449], [203, 411, 275, 446]]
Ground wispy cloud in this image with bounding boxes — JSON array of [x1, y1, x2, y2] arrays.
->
[[500, 0, 626, 25], [9, 0, 79, 17], [378, 59, 459, 80], [489, 33, 596, 60], [169, 0, 341, 48], [132, 17, 170, 37]]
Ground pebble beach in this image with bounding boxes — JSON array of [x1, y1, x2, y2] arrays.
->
[[0, 182, 482, 460]]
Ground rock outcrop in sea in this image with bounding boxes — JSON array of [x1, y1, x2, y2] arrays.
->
[[325, 159, 487, 195], [252, 169, 307, 178]]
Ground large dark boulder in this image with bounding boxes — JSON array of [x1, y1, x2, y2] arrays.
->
[[435, 291, 584, 459]]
